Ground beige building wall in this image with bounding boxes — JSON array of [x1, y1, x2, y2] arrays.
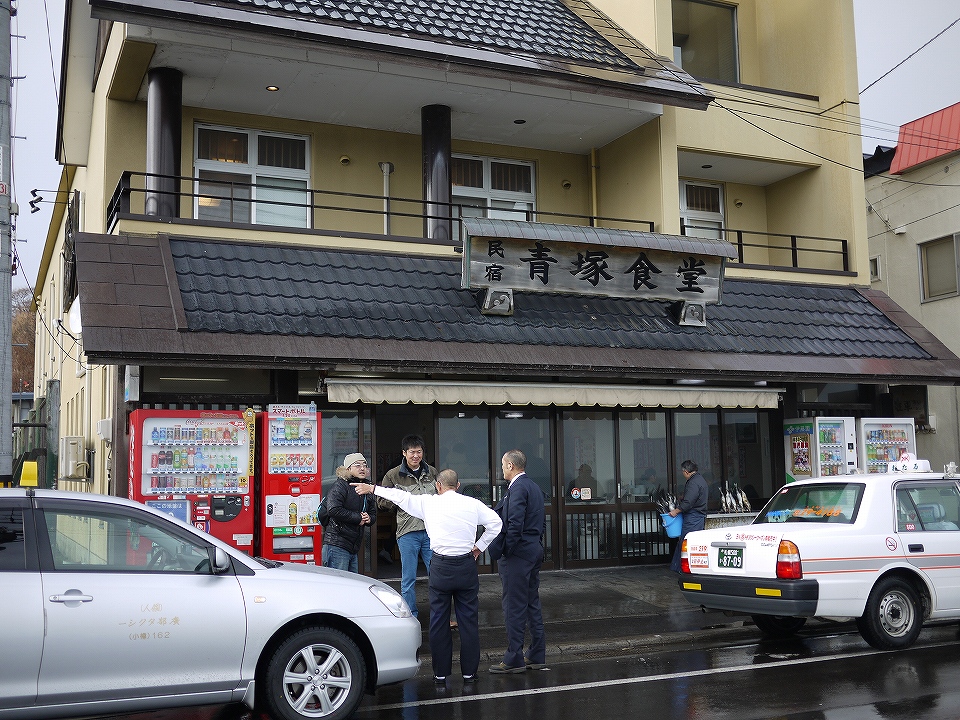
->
[[866, 155, 960, 469]]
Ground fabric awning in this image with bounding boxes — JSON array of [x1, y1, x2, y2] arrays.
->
[[325, 379, 783, 409]]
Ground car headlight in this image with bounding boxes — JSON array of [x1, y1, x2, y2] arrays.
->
[[370, 585, 412, 618]]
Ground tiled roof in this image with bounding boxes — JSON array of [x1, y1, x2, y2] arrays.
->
[[74, 233, 960, 383], [169, 238, 918, 358], [229, 0, 642, 71]]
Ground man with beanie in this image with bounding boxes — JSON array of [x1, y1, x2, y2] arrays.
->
[[379, 435, 439, 619], [321, 453, 377, 573]]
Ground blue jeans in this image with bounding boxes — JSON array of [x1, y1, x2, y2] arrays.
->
[[322, 544, 359, 573], [397, 530, 431, 618]]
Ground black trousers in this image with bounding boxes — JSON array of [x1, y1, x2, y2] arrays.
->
[[498, 549, 545, 668], [428, 552, 480, 677]]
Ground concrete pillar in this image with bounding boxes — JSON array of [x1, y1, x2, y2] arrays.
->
[[145, 68, 183, 217], [422, 104, 452, 242]]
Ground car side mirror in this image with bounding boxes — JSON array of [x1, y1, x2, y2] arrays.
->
[[208, 547, 232, 575]]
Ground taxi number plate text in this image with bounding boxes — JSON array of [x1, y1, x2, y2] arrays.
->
[[718, 547, 743, 569]]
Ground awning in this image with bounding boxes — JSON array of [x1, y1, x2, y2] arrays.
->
[[325, 379, 783, 409]]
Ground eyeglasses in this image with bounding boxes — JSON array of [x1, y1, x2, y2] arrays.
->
[[350, 462, 368, 468]]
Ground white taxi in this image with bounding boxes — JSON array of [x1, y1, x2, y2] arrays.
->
[[677, 465, 960, 650]]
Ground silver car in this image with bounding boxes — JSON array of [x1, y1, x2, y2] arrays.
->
[[0, 488, 421, 720]]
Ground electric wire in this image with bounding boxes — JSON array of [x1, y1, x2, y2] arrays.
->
[[859, 15, 960, 95]]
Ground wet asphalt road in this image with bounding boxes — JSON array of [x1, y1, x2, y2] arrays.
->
[[86, 621, 960, 720]]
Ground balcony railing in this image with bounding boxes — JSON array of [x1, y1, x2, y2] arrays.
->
[[681, 221, 852, 276], [106, 171, 655, 242]]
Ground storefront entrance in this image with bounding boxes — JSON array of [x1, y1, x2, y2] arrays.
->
[[316, 402, 776, 576]]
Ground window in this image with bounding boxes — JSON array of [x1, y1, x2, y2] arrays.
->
[[672, 0, 739, 83], [452, 155, 535, 223], [920, 234, 959, 301], [618, 412, 668, 502], [562, 411, 616, 504], [756, 482, 864, 524], [897, 484, 960, 532], [194, 125, 309, 228], [869, 255, 881, 282], [680, 181, 724, 240], [43, 506, 212, 572], [0, 505, 27, 571], [438, 410, 491, 504]]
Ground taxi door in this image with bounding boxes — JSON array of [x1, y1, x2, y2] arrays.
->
[[896, 482, 960, 610], [35, 499, 248, 707]]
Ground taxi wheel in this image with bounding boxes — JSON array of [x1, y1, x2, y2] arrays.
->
[[264, 627, 367, 720], [856, 577, 922, 650], [751, 614, 807, 638]]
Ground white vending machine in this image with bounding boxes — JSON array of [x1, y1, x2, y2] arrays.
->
[[784, 417, 857, 482], [857, 418, 917, 474]]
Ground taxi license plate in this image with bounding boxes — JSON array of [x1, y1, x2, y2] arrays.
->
[[717, 547, 743, 569]]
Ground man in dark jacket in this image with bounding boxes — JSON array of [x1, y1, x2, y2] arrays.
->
[[669, 459, 708, 573], [488, 449, 546, 674], [321, 453, 377, 573]]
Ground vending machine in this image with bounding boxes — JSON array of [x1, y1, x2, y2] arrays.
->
[[857, 418, 917, 474], [258, 403, 322, 564], [784, 417, 857, 482], [128, 408, 256, 553]]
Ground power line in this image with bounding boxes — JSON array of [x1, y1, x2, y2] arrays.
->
[[860, 15, 960, 95]]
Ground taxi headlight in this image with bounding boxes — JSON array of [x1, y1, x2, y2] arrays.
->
[[370, 585, 412, 618]]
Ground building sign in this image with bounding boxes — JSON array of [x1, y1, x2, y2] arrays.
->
[[463, 236, 725, 303]]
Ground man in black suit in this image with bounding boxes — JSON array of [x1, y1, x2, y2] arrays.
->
[[488, 449, 547, 673]]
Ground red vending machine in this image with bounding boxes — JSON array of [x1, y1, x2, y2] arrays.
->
[[258, 403, 322, 564], [128, 408, 256, 553]]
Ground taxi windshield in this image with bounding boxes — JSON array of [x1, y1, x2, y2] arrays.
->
[[754, 482, 864, 524]]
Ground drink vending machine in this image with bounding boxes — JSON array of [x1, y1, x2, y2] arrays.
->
[[783, 417, 857, 481], [857, 417, 917, 474], [128, 408, 256, 553], [258, 403, 322, 564]]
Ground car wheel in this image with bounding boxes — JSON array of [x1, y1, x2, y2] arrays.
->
[[264, 627, 366, 720], [856, 577, 922, 650], [751, 614, 807, 637]]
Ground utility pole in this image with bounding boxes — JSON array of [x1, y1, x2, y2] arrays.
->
[[0, 0, 12, 485]]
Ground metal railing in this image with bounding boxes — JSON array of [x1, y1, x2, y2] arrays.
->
[[107, 171, 656, 239], [681, 221, 851, 275]]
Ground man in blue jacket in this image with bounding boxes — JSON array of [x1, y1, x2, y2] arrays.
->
[[488, 449, 546, 673]]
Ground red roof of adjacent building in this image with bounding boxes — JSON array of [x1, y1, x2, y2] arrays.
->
[[890, 101, 960, 174]]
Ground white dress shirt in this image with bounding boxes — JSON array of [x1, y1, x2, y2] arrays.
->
[[374, 486, 502, 557]]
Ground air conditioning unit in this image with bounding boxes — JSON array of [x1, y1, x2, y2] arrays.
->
[[96, 418, 113, 443], [59, 436, 88, 480]]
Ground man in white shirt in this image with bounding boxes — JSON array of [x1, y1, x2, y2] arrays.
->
[[352, 469, 502, 686]]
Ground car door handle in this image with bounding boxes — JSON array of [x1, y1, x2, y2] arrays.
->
[[49, 594, 94, 603], [908, 544, 924, 553]]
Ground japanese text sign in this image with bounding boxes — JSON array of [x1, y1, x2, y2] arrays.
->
[[463, 236, 724, 303]]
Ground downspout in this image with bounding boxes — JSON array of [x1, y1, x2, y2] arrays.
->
[[379, 162, 394, 235], [590, 148, 599, 226]]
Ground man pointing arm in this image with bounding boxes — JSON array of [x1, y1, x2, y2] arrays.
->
[[353, 469, 501, 685]]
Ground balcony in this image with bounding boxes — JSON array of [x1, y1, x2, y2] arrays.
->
[[681, 222, 852, 277], [106, 171, 655, 245], [106, 172, 852, 277]]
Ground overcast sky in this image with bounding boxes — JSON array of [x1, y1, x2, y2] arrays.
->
[[9, 0, 960, 291]]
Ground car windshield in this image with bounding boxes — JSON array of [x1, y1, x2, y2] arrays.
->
[[754, 482, 864, 524]]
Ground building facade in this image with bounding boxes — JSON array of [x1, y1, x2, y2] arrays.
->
[[865, 102, 960, 470], [34, 0, 960, 573]]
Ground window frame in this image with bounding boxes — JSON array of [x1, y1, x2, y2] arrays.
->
[[671, 0, 740, 84], [680, 180, 725, 240], [919, 233, 960, 302], [193, 124, 311, 228], [869, 255, 882, 283], [451, 153, 537, 222]]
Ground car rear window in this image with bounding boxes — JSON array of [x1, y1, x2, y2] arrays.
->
[[754, 482, 864, 524]]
